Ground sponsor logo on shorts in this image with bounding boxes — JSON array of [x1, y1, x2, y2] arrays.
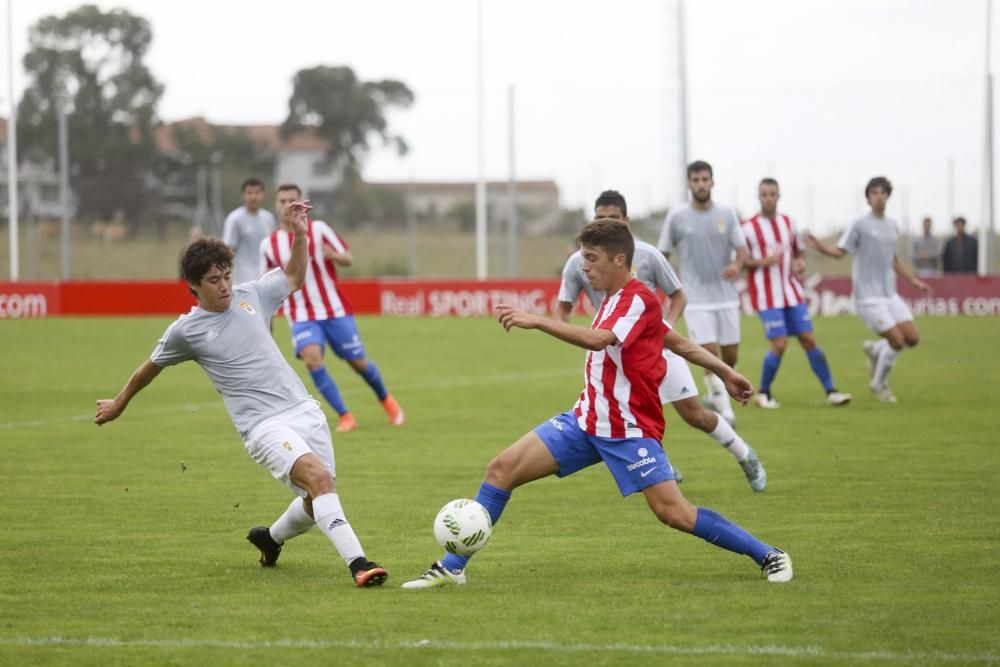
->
[[281, 441, 293, 452], [626, 456, 657, 472], [640, 468, 657, 478], [549, 417, 564, 431], [637, 447, 648, 457], [239, 301, 257, 315], [294, 331, 313, 341]]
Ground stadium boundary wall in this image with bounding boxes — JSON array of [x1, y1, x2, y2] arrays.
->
[[2, 276, 1000, 319]]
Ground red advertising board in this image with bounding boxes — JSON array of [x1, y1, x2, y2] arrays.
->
[[1, 275, 999, 318]]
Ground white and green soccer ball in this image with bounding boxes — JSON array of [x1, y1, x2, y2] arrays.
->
[[433, 499, 493, 556]]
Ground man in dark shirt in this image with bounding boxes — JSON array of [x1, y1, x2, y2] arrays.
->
[[942, 217, 978, 274]]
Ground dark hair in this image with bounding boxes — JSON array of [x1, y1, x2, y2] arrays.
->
[[953, 216, 967, 226], [594, 190, 628, 217], [759, 177, 779, 189], [277, 183, 302, 197], [687, 160, 713, 178], [864, 176, 893, 199], [180, 238, 234, 295], [241, 178, 265, 192], [577, 218, 635, 267]]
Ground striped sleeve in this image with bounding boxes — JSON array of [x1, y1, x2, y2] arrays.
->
[[598, 293, 647, 348]]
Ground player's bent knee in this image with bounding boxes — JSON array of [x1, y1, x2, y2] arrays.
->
[[290, 456, 333, 496]]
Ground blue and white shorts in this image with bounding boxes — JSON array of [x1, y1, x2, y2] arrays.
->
[[292, 315, 366, 360], [533, 411, 678, 496], [758, 303, 813, 340]]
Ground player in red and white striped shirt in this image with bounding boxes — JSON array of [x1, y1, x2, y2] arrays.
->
[[741, 178, 850, 408], [402, 219, 793, 589], [260, 184, 403, 432]]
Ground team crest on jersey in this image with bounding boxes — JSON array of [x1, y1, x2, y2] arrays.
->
[[239, 301, 257, 315], [716, 217, 728, 233]]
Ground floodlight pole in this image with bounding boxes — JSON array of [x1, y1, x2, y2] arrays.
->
[[7, 0, 18, 281], [676, 0, 690, 204], [506, 84, 518, 278]]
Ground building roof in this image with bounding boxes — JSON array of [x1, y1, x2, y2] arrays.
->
[[153, 116, 330, 154]]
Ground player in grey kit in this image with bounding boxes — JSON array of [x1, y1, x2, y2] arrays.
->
[[223, 178, 277, 285], [94, 200, 388, 587], [556, 190, 766, 492], [806, 176, 931, 403], [657, 161, 747, 424]]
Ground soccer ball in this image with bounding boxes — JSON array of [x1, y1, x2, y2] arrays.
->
[[433, 499, 492, 556]]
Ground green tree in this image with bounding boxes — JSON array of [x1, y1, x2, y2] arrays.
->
[[282, 65, 414, 169], [17, 4, 163, 225]]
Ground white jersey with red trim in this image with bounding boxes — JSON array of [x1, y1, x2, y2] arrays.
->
[[258, 220, 354, 322], [741, 213, 805, 312], [573, 278, 670, 441]]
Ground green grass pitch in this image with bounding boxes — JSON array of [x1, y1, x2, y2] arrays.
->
[[0, 314, 997, 666]]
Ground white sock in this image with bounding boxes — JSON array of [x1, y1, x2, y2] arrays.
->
[[874, 344, 899, 387], [705, 374, 734, 417], [312, 493, 365, 566], [708, 413, 750, 461], [269, 496, 314, 544]]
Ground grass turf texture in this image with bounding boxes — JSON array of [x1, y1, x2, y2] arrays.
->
[[0, 314, 997, 666]]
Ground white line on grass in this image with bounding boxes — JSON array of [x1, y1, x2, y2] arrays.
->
[[1, 637, 996, 663], [0, 368, 580, 430]]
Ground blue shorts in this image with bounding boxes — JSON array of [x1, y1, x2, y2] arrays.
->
[[758, 303, 813, 340], [291, 316, 366, 360], [533, 411, 678, 497]]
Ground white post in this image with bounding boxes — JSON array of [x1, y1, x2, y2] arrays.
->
[[58, 104, 70, 279], [506, 84, 517, 278], [7, 0, 18, 281], [474, 0, 487, 280], [676, 0, 689, 204], [983, 0, 995, 276]]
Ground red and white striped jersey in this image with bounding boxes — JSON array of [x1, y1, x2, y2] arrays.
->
[[258, 220, 354, 322], [741, 213, 805, 312], [573, 279, 670, 441]]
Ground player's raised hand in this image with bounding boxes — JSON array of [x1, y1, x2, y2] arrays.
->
[[723, 371, 754, 405], [94, 398, 123, 425], [288, 200, 312, 235], [495, 304, 538, 332]]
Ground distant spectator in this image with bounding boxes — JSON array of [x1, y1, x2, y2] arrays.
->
[[942, 217, 978, 274], [223, 178, 277, 285], [911, 216, 942, 277]]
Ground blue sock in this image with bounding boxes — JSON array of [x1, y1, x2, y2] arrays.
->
[[691, 507, 774, 565], [309, 367, 349, 416], [357, 360, 389, 401], [760, 351, 782, 394], [441, 481, 512, 572], [806, 347, 835, 392]]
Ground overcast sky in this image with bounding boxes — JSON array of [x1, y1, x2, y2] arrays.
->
[[2, 0, 993, 234]]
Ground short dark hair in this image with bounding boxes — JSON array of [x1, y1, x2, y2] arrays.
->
[[277, 183, 302, 197], [594, 190, 628, 217], [759, 177, 779, 189], [687, 160, 713, 178], [865, 176, 893, 198], [577, 218, 634, 267], [241, 178, 265, 192], [180, 238, 234, 295], [953, 216, 967, 226]]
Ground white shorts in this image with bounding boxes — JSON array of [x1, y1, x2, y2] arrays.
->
[[659, 349, 699, 404], [857, 295, 913, 334], [684, 307, 741, 346], [243, 400, 335, 498]]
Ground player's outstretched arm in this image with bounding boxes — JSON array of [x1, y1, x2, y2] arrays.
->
[[322, 245, 353, 266], [496, 304, 616, 351], [894, 255, 933, 294], [282, 201, 312, 292], [804, 233, 847, 258], [663, 330, 753, 404], [94, 360, 164, 425]]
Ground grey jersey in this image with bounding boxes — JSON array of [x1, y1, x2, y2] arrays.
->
[[223, 206, 278, 285], [559, 237, 682, 310], [837, 213, 899, 303], [151, 269, 313, 436], [657, 203, 744, 309]]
